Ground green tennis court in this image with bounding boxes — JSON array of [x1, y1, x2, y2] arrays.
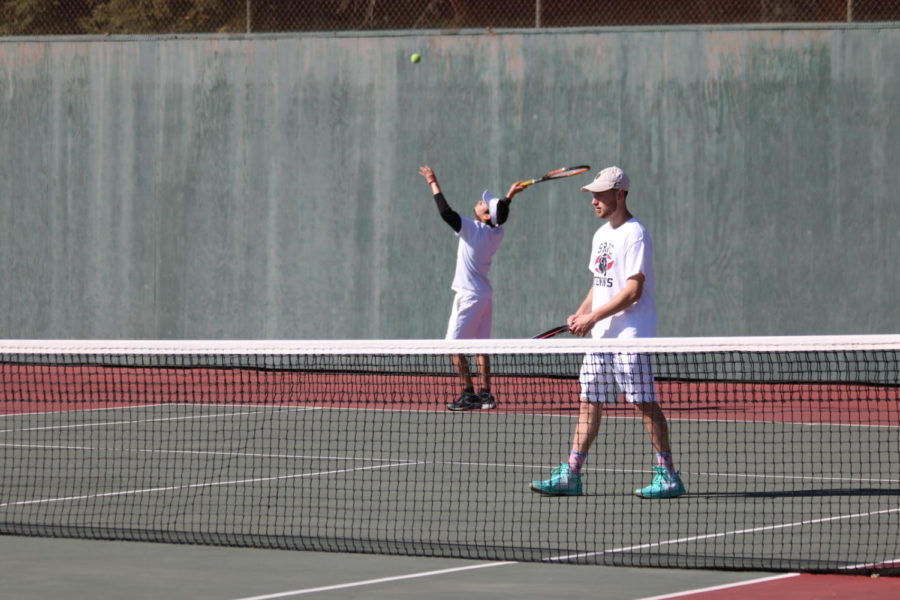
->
[[2, 338, 898, 575]]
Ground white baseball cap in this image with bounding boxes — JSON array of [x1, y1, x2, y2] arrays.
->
[[482, 190, 501, 226], [581, 166, 630, 193]]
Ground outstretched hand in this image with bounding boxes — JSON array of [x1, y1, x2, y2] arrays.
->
[[418, 165, 436, 182], [506, 181, 527, 200]]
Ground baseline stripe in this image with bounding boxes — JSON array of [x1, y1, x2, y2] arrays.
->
[[634, 573, 800, 600], [546, 506, 900, 562], [0, 462, 421, 508], [230, 562, 516, 600]]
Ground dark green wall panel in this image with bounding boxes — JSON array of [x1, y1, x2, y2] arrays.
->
[[0, 28, 896, 338]]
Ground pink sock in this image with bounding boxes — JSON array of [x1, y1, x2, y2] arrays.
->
[[568, 451, 587, 474], [656, 452, 675, 473]]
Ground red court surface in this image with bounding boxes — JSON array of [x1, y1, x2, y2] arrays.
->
[[2, 366, 897, 426], [671, 573, 900, 600]]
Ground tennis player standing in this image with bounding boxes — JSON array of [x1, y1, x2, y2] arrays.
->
[[530, 166, 686, 499], [418, 165, 525, 411]]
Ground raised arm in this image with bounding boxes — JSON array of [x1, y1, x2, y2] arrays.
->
[[418, 165, 441, 196], [419, 165, 461, 232]]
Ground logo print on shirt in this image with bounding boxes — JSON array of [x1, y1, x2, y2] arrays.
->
[[594, 242, 615, 275]]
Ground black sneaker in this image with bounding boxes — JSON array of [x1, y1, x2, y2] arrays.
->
[[478, 390, 497, 409], [446, 392, 482, 411]]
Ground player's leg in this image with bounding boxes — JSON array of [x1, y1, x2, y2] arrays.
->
[[632, 402, 685, 498], [451, 353, 475, 390], [572, 400, 603, 455], [445, 294, 483, 411], [617, 352, 686, 499], [446, 353, 481, 411], [472, 296, 496, 408], [474, 354, 495, 408], [530, 353, 612, 496], [636, 400, 672, 456]]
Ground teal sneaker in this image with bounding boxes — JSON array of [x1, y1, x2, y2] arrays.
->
[[633, 466, 686, 499], [530, 463, 583, 496]]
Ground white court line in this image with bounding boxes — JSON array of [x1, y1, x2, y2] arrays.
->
[[602, 412, 900, 429], [544, 505, 900, 562], [633, 573, 801, 600], [5, 401, 896, 431], [2, 441, 897, 485], [0, 461, 421, 508], [227, 568, 802, 600], [839, 556, 900, 571], [446, 460, 900, 485], [225, 500, 897, 600], [0, 442, 412, 464], [0, 407, 316, 434], [229, 562, 516, 600], [320, 405, 900, 428], [0, 403, 320, 419], [0, 404, 165, 419], [687, 470, 900, 485], [665, 417, 900, 429]]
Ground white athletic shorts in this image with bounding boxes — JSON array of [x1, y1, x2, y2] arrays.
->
[[445, 293, 492, 340], [579, 352, 657, 404]]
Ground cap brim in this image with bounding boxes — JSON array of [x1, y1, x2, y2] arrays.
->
[[482, 190, 501, 225], [581, 181, 613, 193]]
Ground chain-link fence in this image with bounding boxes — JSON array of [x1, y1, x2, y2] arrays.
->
[[0, 0, 897, 36]]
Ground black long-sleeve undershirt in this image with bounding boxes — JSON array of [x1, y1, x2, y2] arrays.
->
[[433, 192, 510, 233]]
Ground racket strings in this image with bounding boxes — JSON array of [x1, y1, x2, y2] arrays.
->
[[546, 165, 590, 179]]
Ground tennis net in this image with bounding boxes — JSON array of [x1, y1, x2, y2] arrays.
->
[[1, 336, 898, 574]]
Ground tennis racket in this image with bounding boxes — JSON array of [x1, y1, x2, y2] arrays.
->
[[532, 325, 570, 339], [519, 165, 590, 188]]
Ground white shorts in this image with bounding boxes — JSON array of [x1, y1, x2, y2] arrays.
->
[[445, 293, 492, 340], [579, 352, 657, 404]]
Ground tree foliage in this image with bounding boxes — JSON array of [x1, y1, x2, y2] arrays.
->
[[1, 0, 94, 35], [0, 0, 245, 35], [0, 0, 890, 36], [80, 0, 243, 34]]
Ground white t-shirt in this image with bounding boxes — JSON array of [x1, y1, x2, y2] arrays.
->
[[588, 218, 656, 338], [451, 217, 504, 297]]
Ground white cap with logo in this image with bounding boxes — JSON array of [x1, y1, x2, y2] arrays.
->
[[581, 166, 630, 193]]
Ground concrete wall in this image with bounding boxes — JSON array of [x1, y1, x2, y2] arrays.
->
[[1, 27, 897, 339]]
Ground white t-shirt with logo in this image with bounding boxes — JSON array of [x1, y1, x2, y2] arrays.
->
[[451, 217, 504, 297], [588, 218, 656, 339]]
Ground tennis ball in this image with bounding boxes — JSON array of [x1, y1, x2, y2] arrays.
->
[[410, 53, 421, 64]]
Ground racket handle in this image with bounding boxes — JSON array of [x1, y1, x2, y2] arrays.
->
[[520, 179, 537, 188], [532, 325, 570, 339]]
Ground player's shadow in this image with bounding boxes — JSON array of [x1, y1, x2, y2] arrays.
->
[[689, 488, 900, 499]]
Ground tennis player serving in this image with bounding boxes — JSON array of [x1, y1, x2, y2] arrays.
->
[[419, 165, 525, 411], [530, 166, 686, 499]]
